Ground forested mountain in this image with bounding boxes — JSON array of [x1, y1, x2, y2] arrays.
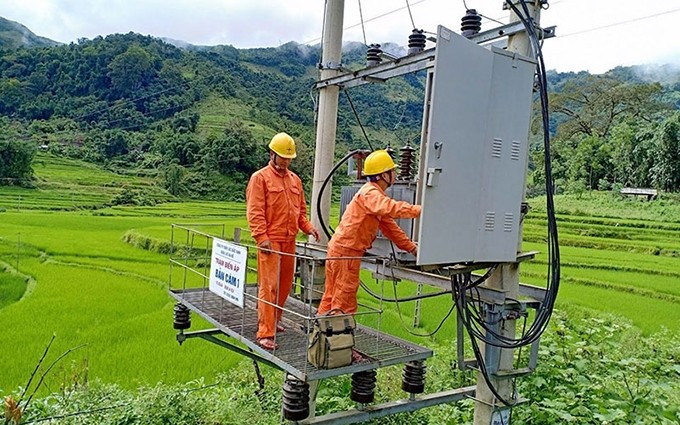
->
[[0, 25, 679, 200]]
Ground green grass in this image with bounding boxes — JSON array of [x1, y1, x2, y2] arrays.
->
[[195, 95, 274, 142], [530, 191, 680, 222], [0, 270, 27, 310], [1, 162, 679, 397], [0, 152, 172, 211], [522, 191, 680, 333]]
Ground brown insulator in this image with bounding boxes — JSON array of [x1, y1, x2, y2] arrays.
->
[[350, 369, 377, 404], [398, 144, 416, 181], [173, 303, 191, 330], [282, 376, 310, 421], [408, 29, 426, 55], [402, 360, 426, 394], [366, 43, 382, 66], [461, 9, 482, 38]]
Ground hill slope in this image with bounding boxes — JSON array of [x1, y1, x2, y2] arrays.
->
[[0, 16, 60, 49]]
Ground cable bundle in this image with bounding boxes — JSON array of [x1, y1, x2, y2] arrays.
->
[[453, 0, 561, 407]]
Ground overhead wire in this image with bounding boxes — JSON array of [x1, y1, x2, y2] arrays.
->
[[303, 0, 428, 45], [343, 90, 375, 151], [405, 0, 416, 29], [559, 6, 680, 38], [357, 0, 368, 45], [463, 0, 506, 25]]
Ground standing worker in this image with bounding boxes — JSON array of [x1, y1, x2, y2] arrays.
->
[[317, 149, 421, 319], [246, 132, 320, 350]]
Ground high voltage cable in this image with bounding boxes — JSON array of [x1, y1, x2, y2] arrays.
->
[[560, 7, 680, 38], [303, 0, 428, 45], [306, 0, 678, 49]]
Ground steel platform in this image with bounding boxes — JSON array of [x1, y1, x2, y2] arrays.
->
[[170, 287, 432, 381]]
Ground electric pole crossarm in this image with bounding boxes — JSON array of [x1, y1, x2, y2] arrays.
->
[[314, 48, 435, 90], [467, 21, 555, 45]]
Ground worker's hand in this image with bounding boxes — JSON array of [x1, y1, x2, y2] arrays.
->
[[410, 244, 418, 256], [309, 228, 320, 242], [258, 240, 273, 254]]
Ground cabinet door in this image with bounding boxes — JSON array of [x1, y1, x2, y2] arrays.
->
[[416, 26, 535, 265]]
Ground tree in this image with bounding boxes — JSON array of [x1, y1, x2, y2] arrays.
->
[[0, 140, 37, 184], [651, 112, 680, 191], [107, 44, 155, 98], [162, 163, 186, 196], [199, 120, 264, 176], [550, 75, 665, 140]]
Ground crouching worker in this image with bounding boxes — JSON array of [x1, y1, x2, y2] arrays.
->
[[317, 149, 421, 359], [246, 132, 320, 350]]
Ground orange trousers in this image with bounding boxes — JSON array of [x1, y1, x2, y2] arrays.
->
[[317, 245, 362, 315], [256, 240, 296, 339]]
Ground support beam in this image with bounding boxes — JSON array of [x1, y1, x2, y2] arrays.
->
[[180, 329, 282, 370], [300, 386, 476, 425]]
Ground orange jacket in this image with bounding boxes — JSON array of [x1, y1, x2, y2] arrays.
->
[[329, 182, 421, 254], [246, 164, 315, 245]]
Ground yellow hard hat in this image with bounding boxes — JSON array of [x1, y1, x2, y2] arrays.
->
[[363, 149, 396, 176], [268, 132, 297, 158]]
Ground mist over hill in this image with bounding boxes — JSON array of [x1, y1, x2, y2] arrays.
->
[[0, 16, 61, 49]]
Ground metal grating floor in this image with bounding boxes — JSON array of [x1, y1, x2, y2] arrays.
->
[[170, 287, 432, 381]]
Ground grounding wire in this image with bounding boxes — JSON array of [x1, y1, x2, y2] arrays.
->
[[390, 279, 456, 337], [316, 149, 364, 239]]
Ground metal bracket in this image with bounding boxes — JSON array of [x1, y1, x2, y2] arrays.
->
[[317, 61, 343, 70], [467, 21, 556, 46], [181, 329, 281, 370]]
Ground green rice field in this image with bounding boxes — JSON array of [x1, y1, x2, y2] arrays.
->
[[0, 154, 678, 396]]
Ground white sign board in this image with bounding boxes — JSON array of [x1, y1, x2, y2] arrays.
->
[[209, 238, 247, 308]]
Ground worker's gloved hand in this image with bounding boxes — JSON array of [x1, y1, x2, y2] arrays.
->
[[258, 240, 273, 254], [410, 244, 418, 256], [309, 228, 320, 242]]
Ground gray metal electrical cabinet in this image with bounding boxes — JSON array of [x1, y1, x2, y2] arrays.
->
[[416, 26, 536, 265]]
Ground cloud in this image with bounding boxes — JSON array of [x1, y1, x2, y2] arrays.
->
[[0, 0, 678, 73]]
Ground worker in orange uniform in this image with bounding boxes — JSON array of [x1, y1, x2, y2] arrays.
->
[[317, 149, 421, 318], [246, 132, 320, 350]]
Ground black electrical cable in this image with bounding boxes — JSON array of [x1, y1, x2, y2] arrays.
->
[[316, 149, 364, 239], [453, 273, 517, 407], [458, 0, 559, 351], [389, 275, 456, 337], [359, 279, 451, 302], [453, 0, 561, 407], [343, 90, 375, 151]]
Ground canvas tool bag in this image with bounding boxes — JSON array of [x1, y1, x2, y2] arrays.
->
[[307, 311, 356, 369]]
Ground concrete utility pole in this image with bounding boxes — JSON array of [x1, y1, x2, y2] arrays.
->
[[473, 1, 542, 424], [310, 0, 345, 246], [306, 3, 344, 416]]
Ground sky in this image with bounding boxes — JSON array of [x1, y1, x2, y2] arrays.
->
[[1, 0, 679, 74]]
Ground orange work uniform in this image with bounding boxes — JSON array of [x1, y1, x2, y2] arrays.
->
[[246, 163, 315, 339], [317, 182, 421, 315]]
